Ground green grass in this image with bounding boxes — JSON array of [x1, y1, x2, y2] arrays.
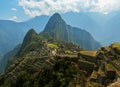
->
[[106, 63, 115, 71], [113, 60, 120, 65], [79, 51, 97, 57], [91, 70, 98, 78], [98, 67, 105, 76], [47, 43, 59, 49]]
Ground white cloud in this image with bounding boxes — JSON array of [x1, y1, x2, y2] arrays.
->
[[90, 0, 120, 14], [9, 16, 18, 21], [18, 0, 120, 17], [11, 8, 17, 12]]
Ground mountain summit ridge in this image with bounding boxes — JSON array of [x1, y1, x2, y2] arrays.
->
[[44, 13, 65, 32], [42, 13, 101, 50]]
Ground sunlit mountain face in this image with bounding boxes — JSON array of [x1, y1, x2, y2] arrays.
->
[[0, 0, 120, 87]]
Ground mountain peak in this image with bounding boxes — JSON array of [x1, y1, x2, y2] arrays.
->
[[51, 13, 61, 19], [23, 29, 38, 45], [44, 13, 64, 31], [27, 29, 37, 35], [20, 29, 37, 48], [41, 13, 101, 50], [16, 29, 38, 57]]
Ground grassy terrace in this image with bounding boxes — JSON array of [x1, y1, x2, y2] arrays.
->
[[106, 63, 116, 71], [105, 62, 120, 76], [79, 59, 96, 66], [57, 54, 78, 58], [111, 43, 120, 51], [79, 51, 97, 57], [113, 60, 120, 66], [47, 43, 59, 49], [98, 67, 106, 77], [104, 46, 111, 51], [115, 69, 120, 77], [90, 70, 98, 79]]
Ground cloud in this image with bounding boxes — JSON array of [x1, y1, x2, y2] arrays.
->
[[11, 8, 17, 12], [9, 16, 18, 21], [90, 0, 120, 14], [18, 0, 120, 17]]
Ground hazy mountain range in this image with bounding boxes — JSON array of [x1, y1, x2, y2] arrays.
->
[[0, 13, 101, 73], [0, 16, 49, 57], [0, 12, 120, 59]]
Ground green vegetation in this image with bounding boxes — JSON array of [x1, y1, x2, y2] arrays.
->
[[1, 30, 120, 87], [0, 57, 85, 87], [79, 51, 97, 57], [98, 67, 105, 77], [36, 59, 85, 87], [89, 82, 103, 87], [91, 70, 97, 79], [20, 29, 38, 49], [48, 43, 59, 49]]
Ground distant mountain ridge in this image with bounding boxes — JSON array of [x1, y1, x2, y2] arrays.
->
[[0, 13, 101, 57], [0, 44, 21, 73], [0, 20, 25, 56], [0, 16, 49, 57], [0, 12, 120, 57]]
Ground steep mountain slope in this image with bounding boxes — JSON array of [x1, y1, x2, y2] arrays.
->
[[16, 28, 82, 57], [0, 29, 85, 87], [42, 13, 101, 50], [0, 28, 120, 87], [0, 44, 21, 73], [62, 12, 102, 40], [16, 29, 39, 57], [0, 29, 40, 73]]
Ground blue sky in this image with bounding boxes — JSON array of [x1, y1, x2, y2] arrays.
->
[[0, 0, 120, 22], [0, 0, 30, 21]]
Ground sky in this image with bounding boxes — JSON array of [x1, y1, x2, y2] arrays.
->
[[0, 0, 120, 22]]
